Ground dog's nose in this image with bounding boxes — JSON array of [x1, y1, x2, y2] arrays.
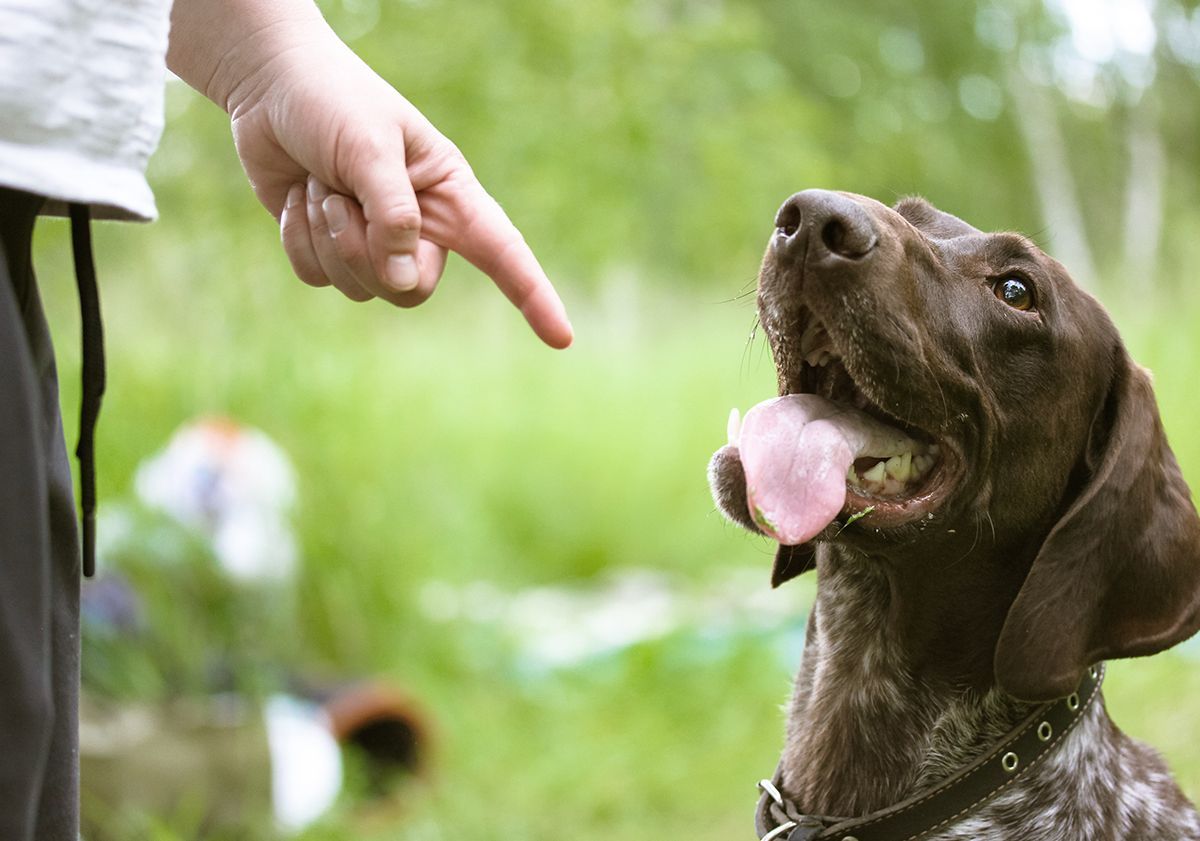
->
[[772, 190, 877, 261]]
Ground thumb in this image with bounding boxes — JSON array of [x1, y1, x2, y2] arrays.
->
[[347, 142, 423, 295]]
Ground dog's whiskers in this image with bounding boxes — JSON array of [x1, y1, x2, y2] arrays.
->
[[741, 314, 766, 380], [717, 286, 760, 305], [945, 512, 985, 569]]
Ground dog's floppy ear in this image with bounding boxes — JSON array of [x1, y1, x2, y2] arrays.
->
[[772, 543, 816, 588], [995, 350, 1200, 701]]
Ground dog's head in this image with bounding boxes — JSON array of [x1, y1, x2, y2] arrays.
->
[[709, 190, 1200, 701]]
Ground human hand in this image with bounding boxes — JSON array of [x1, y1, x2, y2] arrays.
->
[[167, 4, 572, 348]]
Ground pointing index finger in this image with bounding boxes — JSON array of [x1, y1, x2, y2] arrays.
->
[[449, 181, 573, 349]]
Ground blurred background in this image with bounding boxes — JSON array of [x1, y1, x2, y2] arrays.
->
[[30, 0, 1200, 837]]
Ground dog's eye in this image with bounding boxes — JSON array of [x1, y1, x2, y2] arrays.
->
[[993, 277, 1034, 311]]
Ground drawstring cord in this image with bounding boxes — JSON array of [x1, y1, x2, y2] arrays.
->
[[68, 204, 104, 578]]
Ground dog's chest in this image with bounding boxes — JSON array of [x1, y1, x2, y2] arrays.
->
[[784, 653, 1199, 839], [776, 558, 1200, 839]]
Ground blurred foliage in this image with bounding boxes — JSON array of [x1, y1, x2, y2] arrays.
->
[[386, 0, 1199, 290], [149, 0, 1200, 292], [82, 507, 296, 701], [27, 0, 1200, 837]]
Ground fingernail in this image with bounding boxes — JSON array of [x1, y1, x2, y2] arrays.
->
[[286, 184, 304, 210], [323, 195, 349, 235], [307, 177, 329, 203], [386, 254, 420, 292]]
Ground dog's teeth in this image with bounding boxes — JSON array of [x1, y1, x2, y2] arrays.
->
[[913, 454, 932, 474], [885, 452, 912, 482], [847, 466, 862, 487], [800, 321, 829, 356], [727, 408, 741, 446], [805, 349, 837, 367], [882, 478, 905, 496], [863, 462, 887, 484]]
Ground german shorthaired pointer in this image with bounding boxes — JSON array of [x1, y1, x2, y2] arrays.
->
[[709, 191, 1200, 840]]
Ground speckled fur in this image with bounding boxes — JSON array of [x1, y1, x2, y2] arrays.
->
[[780, 547, 1200, 839]]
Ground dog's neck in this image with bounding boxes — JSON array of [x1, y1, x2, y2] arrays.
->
[[778, 542, 1041, 818]]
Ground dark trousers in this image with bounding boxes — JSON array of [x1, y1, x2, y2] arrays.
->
[[0, 187, 81, 841]]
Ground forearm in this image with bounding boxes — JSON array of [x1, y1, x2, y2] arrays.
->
[[166, 0, 334, 112]]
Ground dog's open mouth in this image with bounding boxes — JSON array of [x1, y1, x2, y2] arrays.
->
[[731, 315, 952, 545]]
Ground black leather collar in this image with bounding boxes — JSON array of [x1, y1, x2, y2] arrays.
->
[[755, 664, 1105, 841]]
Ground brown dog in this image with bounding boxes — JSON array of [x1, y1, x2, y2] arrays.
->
[[709, 191, 1200, 839]]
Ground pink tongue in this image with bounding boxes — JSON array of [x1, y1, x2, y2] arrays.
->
[[739, 394, 912, 545]]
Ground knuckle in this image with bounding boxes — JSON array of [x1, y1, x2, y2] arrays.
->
[[444, 145, 471, 175], [305, 203, 330, 236], [486, 231, 533, 294], [336, 128, 386, 181], [280, 203, 307, 241], [378, 203, 421, 235], [354, 130, 391, 165]]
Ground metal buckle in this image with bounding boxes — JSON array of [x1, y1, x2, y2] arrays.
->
[[758, 779, 786, 807], [758, 779, 799, 840], [761, 822, 800, 841]]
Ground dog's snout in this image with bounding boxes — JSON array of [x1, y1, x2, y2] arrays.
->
[[773, 190, 877, 261]]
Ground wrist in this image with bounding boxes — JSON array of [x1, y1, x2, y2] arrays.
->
[[167, 0, 331, 113]]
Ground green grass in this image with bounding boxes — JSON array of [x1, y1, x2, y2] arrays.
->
[[31, 205, 1200, 839]]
